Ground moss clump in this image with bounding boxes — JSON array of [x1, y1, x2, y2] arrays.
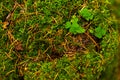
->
[[0, 0, 119, 80]]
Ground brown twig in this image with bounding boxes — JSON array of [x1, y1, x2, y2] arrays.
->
[[2, 1, 18, 29], [85, 32, 100, 50]]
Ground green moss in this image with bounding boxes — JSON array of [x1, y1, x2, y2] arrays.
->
[[0, 0, 119, 80]]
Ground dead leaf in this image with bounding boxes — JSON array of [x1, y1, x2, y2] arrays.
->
[[15, 41, 23, 51], [2, 21, 9, 29]]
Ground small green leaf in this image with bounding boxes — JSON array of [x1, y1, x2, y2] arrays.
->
[[65, 21, 71, 29], [71, 16, 78, 23], [79, 7, 93, 21], [76, 26, 85, 33], [65, 16, 86, 34], [72, 22, 79, 28], [89, 29, 94, 33], [94, 26, 107, 38], [69, 26, 77, 34]]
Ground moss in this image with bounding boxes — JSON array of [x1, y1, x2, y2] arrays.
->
[[0, 0, 119, 80]]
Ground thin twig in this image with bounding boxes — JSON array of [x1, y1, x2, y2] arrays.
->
[[85, 32, 100, 49]]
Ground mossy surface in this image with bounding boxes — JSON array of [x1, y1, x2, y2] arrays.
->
[[0, 0, 119, 80]]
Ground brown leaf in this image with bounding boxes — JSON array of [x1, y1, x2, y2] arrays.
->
[[2, 21, 9, 29], [15, 41, 23, 51]]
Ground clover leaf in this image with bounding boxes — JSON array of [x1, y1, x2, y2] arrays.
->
[[65, 21, 71, 29], [76, 26, 85, 33], [65, 16, 85, 34], [79, 7, 93, 21], [94, 26, 107, 38]]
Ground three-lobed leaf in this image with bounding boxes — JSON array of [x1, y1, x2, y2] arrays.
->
[[65, 21, 71, 29], [65, 16, 85, 34], [94, 26, 107, 38], [79, 7, 93, 21], [69, 22, 79, 34], [76, 26, 85, 33]]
